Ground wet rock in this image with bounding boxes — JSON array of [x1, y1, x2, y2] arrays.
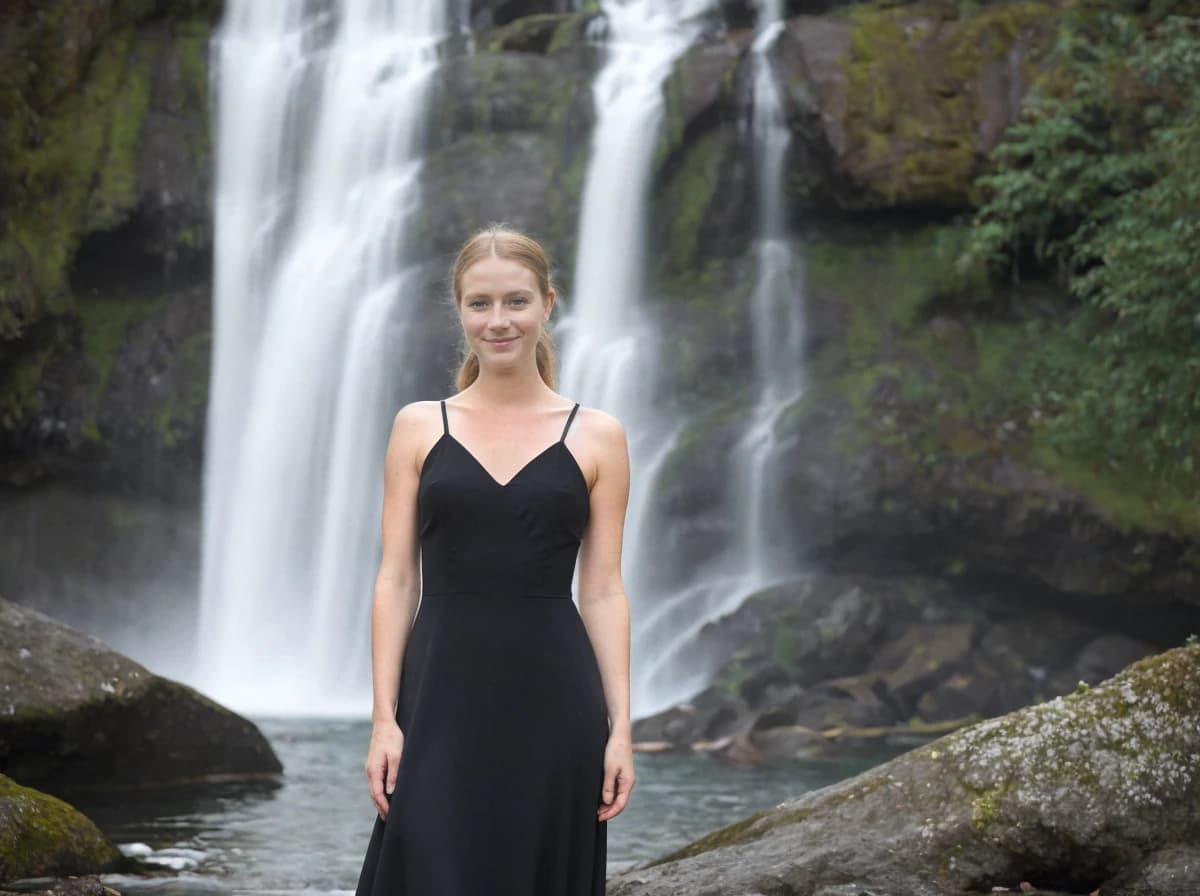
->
[[867, 621, 975, 715], [610, 645, 1200, 896], [0, 775, 121, 881], [0, 598, 282, 797], [748, 724, 826, 761], [1103, 843, 1200, 896]]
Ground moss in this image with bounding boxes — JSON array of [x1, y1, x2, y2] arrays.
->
[[0, 339, 55, 422], [152, 326, 210, 448], [1023, 437, 1200, 539], [0, 17, 158, 344], [969, 778, 1014, 832], [660, 129, 729, 275], [173, 17, 215, 160], [76, 296, 164, 395], [0, 773, 120, 879], [839, 0, 1052, 207], [770, 624, 798, 667]]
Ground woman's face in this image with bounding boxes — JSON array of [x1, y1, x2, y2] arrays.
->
[[458, 255, 553, 369]]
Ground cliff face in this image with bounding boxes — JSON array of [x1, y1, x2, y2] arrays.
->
[[0, 0, 218, 497], [0, 2, 1195, 615]]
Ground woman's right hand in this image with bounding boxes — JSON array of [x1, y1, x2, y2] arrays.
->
[[365, 718, 405, 820]]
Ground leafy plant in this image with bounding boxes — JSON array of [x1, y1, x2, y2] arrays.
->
[[962, 11, 1200, 490]]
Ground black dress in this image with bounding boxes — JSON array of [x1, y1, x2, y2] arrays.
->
[[354, 400, 609, 896]]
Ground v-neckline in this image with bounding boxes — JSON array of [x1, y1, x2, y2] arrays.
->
[[444, 433, 565, 489]]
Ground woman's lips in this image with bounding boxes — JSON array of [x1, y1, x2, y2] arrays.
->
[[487, 336, 517, 347]]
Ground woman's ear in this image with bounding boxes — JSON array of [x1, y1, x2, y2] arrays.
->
[[544, 287, 556, 321]]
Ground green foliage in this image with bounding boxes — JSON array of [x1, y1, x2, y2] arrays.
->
[[963, 11, 1200, 491]]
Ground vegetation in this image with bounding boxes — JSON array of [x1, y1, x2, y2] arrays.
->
[[962, 4, 1200, 496]]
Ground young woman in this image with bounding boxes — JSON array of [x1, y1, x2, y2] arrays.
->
[[353, 224, 634, 895]]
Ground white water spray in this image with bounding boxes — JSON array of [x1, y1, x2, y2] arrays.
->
[[556, 0, 719, 720], [622, 0, 808, 715], [198, 0, 449, 715]]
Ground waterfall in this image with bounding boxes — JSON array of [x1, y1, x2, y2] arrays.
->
[[610, 0, 807, 716], [557, 0, 719, 719], [197, 0, 449, 714]]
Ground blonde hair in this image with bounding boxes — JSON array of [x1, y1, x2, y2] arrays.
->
[[450, 223, 559, 391]]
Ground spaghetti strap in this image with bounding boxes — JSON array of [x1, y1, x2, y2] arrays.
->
[[440, 400, 449, 435], [560, 402, 580, 442]]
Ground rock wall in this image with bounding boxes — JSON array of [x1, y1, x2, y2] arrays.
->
[[0, 0, 217, 499]]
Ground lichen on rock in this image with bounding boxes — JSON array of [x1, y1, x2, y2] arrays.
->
[[610, 644, 1200, 895], [0, 774, 120, 883]]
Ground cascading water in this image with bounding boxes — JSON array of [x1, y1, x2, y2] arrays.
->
[[197, 0, 450, 715], [600, 0, 808, 716], [557, 0, 719, 719]]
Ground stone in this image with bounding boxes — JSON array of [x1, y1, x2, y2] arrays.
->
[[0, 775, 121, 881], [0, 598, 282, 796], [609, 645, 1200, 895]]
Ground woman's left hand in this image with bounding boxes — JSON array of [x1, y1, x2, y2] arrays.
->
[[598, 733, 635, 821]]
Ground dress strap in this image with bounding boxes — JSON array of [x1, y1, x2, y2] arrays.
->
[[440, 400, 449, 435], [560, 403, 580, 442]]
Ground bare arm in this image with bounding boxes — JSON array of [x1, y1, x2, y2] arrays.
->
[[575, 411, 634, 821], [365, 402, 425, 818]]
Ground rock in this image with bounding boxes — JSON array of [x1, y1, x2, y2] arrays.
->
[[609, 644, 1200, 895], [700, 574, 894, 699], [0, 598, 282, 796], [1103, 843, 1200, 896], [467, 0, 572, 30], [0, 3, 218, 496], [1073, 633, 1157, 685], [0, 774, 121, 881], [776, 2, 1053, 210], [632, 686, 750, 748], [868, 621, 975, 715], [748, 724, 826, 761]]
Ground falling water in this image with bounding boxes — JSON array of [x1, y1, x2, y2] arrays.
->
[[617, 0, 808, 715], [557, 0, 719, 719], [197, 0, 450, 714]]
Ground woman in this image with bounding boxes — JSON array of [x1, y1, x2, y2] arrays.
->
[[353, 224, 635, 896]]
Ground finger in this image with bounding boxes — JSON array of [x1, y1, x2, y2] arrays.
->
[[601, 768, 617, 805], [598, 789, 631, 821], [386, 753, 400, 795]]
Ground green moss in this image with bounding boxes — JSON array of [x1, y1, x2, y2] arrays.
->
[[660, 129, 729, 275], [0, 340, 55, 422], [839, 0, 1052, 207], [0, 18, 158, 339], [152, 326, 210, 448], [1024, 436, 1200, 539], [770, 625, 798, 667], [0, 773, 120, 879], [969, 779, 1013, 832]]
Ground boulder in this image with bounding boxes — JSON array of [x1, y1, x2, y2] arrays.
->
[[0, 598, 281, 797], [0, 774, 121, 882], [632, 572, 1169, 758], [610, 644, 1200, 895]]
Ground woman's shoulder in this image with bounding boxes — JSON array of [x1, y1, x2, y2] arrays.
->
[[572, 404, 627, 445], [390, 401, 445, 442]]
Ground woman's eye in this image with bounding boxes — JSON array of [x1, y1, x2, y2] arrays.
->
[[510, 298, 528, 306]]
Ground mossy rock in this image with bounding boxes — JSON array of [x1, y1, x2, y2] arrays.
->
[[833, 0, 1055, 209], [611, 644, 1200, 895], [0, 774, 120, 882]]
